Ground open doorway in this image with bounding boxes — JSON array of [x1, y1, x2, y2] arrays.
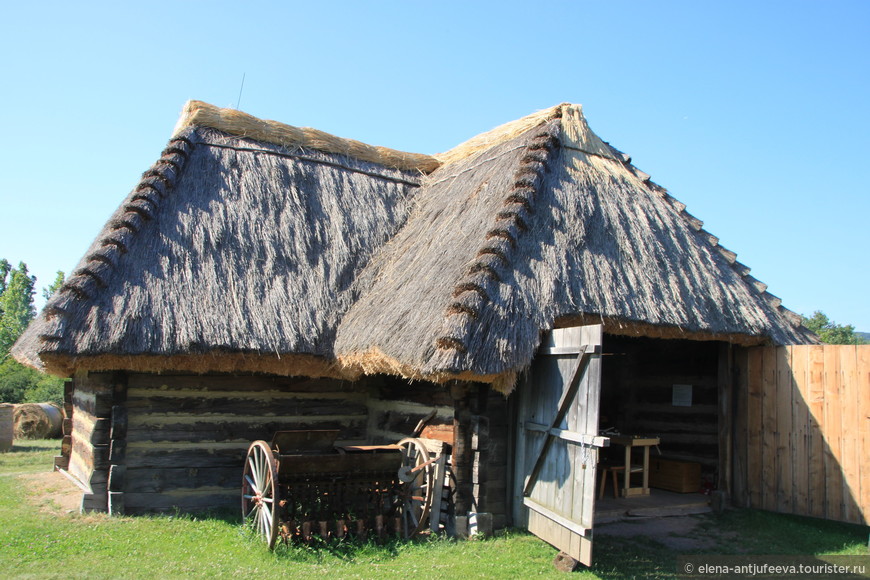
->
[[595, 335, 719, 521]]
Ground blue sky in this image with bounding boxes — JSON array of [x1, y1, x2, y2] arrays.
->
[[1, 1, 868, 331]]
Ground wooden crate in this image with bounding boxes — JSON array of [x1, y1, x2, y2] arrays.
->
[[649, 458, 701, 493]]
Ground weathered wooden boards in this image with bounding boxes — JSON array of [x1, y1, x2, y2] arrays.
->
[[121, 374, 370, 513], [515, 325, 604, 567], [66, 372, 457, 515], [734, 345, 869, 526]]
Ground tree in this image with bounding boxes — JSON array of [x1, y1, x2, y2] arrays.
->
[[0, 262, 36, 357], [0, 259, 9, 296], [802, 311, 867, 345], [42, 271, 65, 301], [0, 259, 66, 404]]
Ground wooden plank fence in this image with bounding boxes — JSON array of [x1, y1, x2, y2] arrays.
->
[[734, 345, 869, 526]]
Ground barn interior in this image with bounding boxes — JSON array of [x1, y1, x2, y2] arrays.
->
[[594, 335, 720, 519]]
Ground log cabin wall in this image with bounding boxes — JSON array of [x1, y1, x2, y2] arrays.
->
[[67, 371, 127, 512], [68, 371, 505, 524], [120, 374, 369, 514], [599, 336, 721, 480], [364, 377, 453, 443], [473, 385, 511, 530]]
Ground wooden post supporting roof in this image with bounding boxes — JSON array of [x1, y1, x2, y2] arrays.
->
[[451, 382, 475, 519]]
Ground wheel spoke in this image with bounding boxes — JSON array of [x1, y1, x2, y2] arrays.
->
[[262, 503, 273, 527], [248, 456, 261, 492], [245, 474, 261, 496]]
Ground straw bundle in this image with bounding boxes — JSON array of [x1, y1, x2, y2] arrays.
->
[[13, 403, 63, 439], [0, 404, 13, 451]]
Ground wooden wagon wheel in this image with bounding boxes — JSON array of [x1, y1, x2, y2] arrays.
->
[[242, 440, 280, 548], [396, 437, 435, 538]]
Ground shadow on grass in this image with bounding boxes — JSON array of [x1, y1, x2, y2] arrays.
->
[[590, 510, 868, 579], [6, 444, 59, 453]]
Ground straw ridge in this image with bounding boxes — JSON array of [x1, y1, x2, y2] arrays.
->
[[175, 100, 441, 173]]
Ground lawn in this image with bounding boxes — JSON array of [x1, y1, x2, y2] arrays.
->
[[1, 441, 867, 579]]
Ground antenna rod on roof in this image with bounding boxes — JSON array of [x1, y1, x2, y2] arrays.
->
[[236, 73, 246, 109]]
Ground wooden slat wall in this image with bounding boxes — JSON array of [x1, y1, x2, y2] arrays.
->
[[735, 345, 869, 526]]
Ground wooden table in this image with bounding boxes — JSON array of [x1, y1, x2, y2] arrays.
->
[[608, 435, 660, 497]]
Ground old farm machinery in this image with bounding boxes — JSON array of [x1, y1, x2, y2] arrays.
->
[[242, 430, 449, 547]]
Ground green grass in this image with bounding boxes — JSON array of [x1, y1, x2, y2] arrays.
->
[[1, 442, 867, 579]]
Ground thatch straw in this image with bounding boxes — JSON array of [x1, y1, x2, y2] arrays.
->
[[13, 403, 62, 439], [335, 104, 814, 389], [174, 101, 441, 173], [13, 101, 813, 389], [38, 352, 355, 381], [0, 404, 13, 451], [13, 125, 421, 374]]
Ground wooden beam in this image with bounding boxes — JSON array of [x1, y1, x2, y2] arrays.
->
[[717, 342, 733, 498], [452, 382, 474, 517]]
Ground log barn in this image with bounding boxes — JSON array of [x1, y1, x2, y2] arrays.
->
[[14, 101, 829, 565]]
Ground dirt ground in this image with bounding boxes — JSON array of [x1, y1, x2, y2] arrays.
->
[[596, 513, 740, 552], [21, 470, 83, 515]]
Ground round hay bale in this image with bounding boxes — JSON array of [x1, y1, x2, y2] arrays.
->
[[0, 404, 13, 451], [13, 403, 63, 439]]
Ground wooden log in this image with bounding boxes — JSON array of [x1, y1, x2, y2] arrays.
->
[[123, 490, 238, 513], [81, 492, 108, 512], [731, 347, 749, 507], [123, 466, 240, 493], [111, 405, 128, 440], [63, 380, 74, 404], [452, 383, 474, 518], [126, 374, 359, 394], [108, 464, 126, 492], [108, 492, 124, 516], [125, 444, 248, 469], [109, 439, 126, 463], [376, 379, 453, 407], [124, 417, 367, 444], [54, 455, 70, 470], [717, 343, 732, 498], [124, 395, 368, 417], [746, 347, 763, 508]]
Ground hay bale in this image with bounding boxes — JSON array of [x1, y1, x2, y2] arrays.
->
[[13, 403, 63, 439], [0, 404, 13, 451]]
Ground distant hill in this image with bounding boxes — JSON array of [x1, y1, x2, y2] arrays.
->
[[857, 332, 870, 342]]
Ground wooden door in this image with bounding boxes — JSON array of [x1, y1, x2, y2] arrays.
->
[[513, 324, 607, 566]]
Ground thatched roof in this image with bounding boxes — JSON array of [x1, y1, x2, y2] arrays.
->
[[14, 101, 814, 388]]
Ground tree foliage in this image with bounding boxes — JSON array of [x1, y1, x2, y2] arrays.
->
[[43, 270, 65, 301], [802, 311, 867, 345], [0, 259, 66, 404], [0, 262, 36, 356]]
